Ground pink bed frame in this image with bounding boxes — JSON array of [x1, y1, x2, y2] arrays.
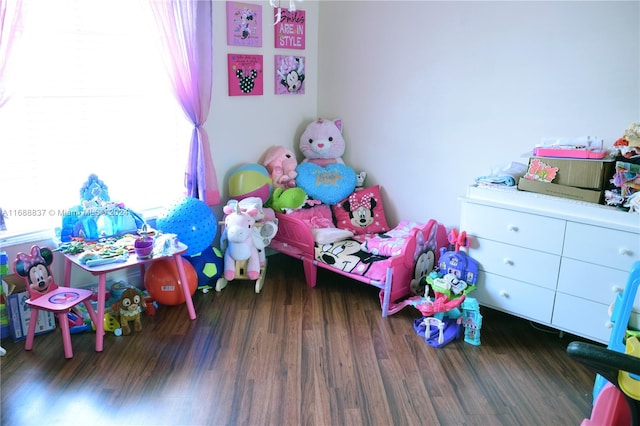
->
[[269, 212, 448, 317]]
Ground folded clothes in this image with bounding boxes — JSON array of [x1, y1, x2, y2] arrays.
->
[[475, 175, 516, 186], [474, 161, 528, 187]]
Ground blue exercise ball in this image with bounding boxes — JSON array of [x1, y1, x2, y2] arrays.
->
[[156, 197, 217, 256]]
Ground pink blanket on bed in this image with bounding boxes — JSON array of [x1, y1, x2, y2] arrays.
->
[[359, 220, 422, 257]]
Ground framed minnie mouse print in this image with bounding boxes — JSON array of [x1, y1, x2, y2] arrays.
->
[[275, 55, 305, 95], [228, 54, 263, 96], [226, 1, 262, 47]]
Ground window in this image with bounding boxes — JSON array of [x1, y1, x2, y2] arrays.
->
[[0, 0, 191, 239]]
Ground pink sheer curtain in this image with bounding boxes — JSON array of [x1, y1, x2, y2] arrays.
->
[[0, 0, 23, 108], [147, 0, 220, 206]]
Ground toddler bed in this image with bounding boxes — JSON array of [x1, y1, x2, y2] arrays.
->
[[268, 185, 448, 317]]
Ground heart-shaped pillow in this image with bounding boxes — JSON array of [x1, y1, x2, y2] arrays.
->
[[295, 162, 357, 205]]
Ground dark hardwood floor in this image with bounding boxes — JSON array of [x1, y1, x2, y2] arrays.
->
[[1, 254, 597, 425]]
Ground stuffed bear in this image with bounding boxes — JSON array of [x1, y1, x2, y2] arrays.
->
[[262, 145, 298, 190], [299, 118, 346, 167]]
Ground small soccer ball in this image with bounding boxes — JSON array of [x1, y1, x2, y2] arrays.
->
[[185, 245, 224, 288]]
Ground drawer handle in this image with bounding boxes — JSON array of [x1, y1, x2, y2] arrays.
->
[[619, 248, 633, 256], [605, 321, 614, 329], [499, 290, 509, 298], [503, 258, 514, 266], [507, 224, 518, 232]]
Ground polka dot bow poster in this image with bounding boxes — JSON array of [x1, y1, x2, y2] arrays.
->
[[228, 54, 263, 96]]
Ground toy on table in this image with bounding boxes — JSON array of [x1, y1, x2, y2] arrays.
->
[[59, 174, 144, 242], [112, 288, 146, 335], [216, 201, 267, 293], [133, 224, 155, 259]]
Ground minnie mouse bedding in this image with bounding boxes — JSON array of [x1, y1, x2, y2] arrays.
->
[[268, 188, 448, 316]]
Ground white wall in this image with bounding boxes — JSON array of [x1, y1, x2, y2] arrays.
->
[[4, 1, 638, 284], [317, 0, 640, 228]]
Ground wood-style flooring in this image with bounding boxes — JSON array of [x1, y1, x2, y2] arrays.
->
[[1, 254, 597, 425]]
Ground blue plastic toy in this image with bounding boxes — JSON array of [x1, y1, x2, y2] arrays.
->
[[59, 174, 144, 241], [461, 297, 482, 346]]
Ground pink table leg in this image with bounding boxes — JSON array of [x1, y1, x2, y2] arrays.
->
[[173, 253, 196, 320], [64, 257, 72, 286], [95, 273, 107, 352]]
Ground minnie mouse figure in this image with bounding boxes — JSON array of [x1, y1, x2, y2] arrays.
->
[[15, 246, 55, 295]]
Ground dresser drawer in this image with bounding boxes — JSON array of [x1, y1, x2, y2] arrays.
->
[[461, 203, 565, 254], [474, 272, 555, 324], [472, 238, 560, 290], [557, 258, 638, 307], [552, 293, 612, 344], [563, 222, 640, 271]]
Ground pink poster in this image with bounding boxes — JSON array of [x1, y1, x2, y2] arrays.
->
[[275, 55, 305, 95], [274, 8, 305, 50], [228, 54, 263, 96], [226, 1, 262, 47]]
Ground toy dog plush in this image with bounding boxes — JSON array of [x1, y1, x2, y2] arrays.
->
[[113, 288, 146, 335], [262, 145, 298, 190]]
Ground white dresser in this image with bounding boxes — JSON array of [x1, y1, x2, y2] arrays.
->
[[460, 185, 640, 344]]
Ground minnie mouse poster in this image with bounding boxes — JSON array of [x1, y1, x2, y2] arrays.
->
[[275, 55, 305, 95]]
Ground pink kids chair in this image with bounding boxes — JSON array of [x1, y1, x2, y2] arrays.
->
[[14, 245, 99, 359]]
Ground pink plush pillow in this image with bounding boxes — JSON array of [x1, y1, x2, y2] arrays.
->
[[332, 185, 390, 235]]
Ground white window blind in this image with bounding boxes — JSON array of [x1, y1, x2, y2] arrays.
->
[[0, 0, 191, 238]]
